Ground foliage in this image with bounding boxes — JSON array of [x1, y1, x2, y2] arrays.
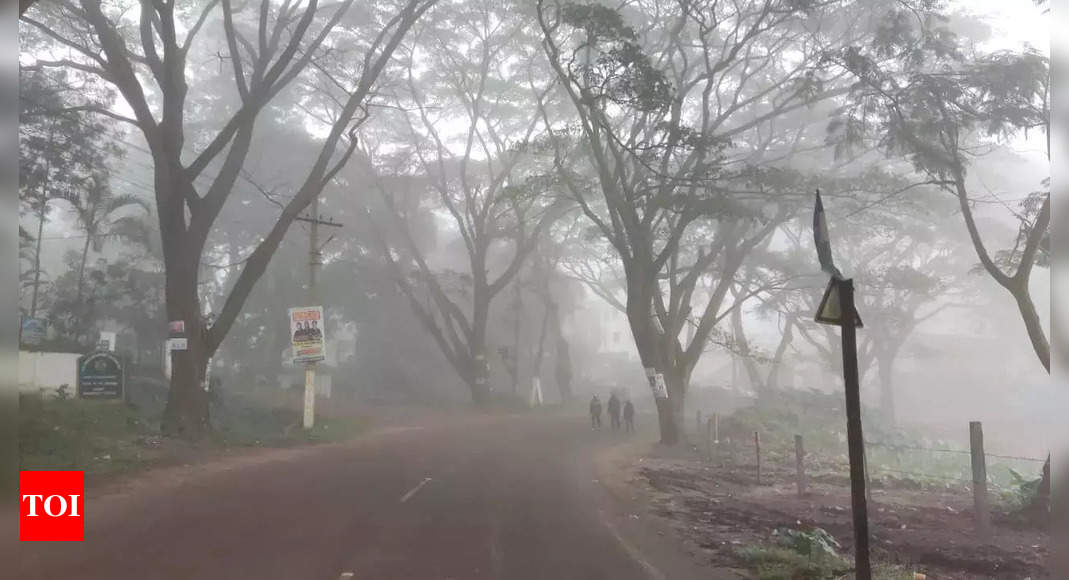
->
[[19, 392, 155, 477], [825, 0, 1051, 369], [1002, 467, 1043, 511], [737, 530, 916, 579], [774, 527, 843, 560], [558, 3, 673, 112], [736, 543, 850, 579]]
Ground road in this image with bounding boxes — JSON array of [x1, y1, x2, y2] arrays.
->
[[12, 412, 721, 580]]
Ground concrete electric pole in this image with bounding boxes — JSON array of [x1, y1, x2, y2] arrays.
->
[[296, 197, 342, 429]]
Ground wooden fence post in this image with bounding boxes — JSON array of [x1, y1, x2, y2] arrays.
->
[[706, 417, 713, 461], [755, 431, 761, 485], [795, 434, 806, 497], [970, 421, 991, 538]]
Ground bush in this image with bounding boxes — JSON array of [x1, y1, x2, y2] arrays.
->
[[19, 392, 154, 475]]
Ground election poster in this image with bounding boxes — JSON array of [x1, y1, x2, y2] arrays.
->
[[289, 306, 326, 363]]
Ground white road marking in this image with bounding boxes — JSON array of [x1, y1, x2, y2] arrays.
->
[[399, 477, 433, 503], [339, 572, 354, 579], [600, 508, 666, 580]]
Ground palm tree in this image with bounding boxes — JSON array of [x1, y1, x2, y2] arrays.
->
[[69, 178, 150, 306]]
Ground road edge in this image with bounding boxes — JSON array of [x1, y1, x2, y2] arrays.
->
[[592, 439, 744, 580]]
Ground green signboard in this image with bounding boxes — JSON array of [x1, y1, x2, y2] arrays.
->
[[77, 352, 124, 399]]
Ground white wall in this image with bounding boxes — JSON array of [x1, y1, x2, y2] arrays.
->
[[19, 351, 80, 396]]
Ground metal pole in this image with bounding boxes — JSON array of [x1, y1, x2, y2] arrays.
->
[[839, 278, 871, 579], [303, 196, 319, 430]]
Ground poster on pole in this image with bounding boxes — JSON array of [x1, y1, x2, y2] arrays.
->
[[289, 306, 325, 363]]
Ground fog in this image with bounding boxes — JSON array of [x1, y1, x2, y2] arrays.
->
[[14, 0, 1058, 576]]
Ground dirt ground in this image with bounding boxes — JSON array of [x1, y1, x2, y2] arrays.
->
[[610, 445, 1049, 579]]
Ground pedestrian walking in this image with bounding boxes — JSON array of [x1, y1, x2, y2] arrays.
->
[[589, 395, 602, 429], [624, 399, 635, 433], [608, 393, 621, 431]]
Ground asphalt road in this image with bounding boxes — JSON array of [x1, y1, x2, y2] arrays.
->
[[12, 412, 718, 580]]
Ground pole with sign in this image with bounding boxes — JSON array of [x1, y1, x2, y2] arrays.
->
[[289, 306, 325, 428], [812, 190, 871, 580]]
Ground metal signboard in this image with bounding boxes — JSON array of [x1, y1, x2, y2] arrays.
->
[[77, 351, 124, 399]]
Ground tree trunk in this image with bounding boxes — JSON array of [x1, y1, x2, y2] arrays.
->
[[75, 234, 92, 306], [467, 352, 491, 408], [662, 367, 689, 444], [161, 301, 210, 437], [1013, 285, 1051, 372], [546, 300, 573, 402], [30, 197, 48, 319], [161, 236, 211, 438]]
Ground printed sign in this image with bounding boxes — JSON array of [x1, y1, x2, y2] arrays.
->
[[77, 352, 124, 399], [168, 320, 185, 335], [167, 337, 188, 351], [648, 372, 668, 399], [21, 317, 47, 346], [289, 306, 325, 363]]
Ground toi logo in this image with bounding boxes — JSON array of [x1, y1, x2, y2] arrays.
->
[[20, 471, 84, 541]]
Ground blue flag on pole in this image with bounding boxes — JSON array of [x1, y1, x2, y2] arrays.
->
[[813, 190, 842, 280]]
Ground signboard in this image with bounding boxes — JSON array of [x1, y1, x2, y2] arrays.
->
[[652, 373, 668, 399], [289, 306, 325, 363], [814, 278, 863, 328], [77, 351, 123, 399], [645, 368, 668, 399], [163, 338, 188, 380], [168, 337, 188, 351], [20, 317, 46, 346], [168, 320, 185, 335], [98, 331, 116, 351]]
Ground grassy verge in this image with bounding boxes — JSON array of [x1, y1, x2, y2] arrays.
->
[[733, 526, 920, 580], [19, 391, 367, 480], [736, 545, 916, 579]]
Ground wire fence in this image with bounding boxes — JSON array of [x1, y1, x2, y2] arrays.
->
[[687, 414, 1049, 493]]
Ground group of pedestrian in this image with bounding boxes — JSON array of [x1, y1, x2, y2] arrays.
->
[[589, 393, 634, 433]]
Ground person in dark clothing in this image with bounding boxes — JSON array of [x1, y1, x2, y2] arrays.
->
[[589, 395, 602, 429], [607, 393, 621, 431], [623, 399, 635, 433]]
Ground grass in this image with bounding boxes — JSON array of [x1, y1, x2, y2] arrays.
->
[[735, 545, 920, 579], [19, 392, 161, 477], [19, 390, 368, 480]]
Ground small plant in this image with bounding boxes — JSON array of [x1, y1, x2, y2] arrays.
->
[[55, 384, 70, 400], [774, 527, 842, 560], [1006, 467, 1042, 508]]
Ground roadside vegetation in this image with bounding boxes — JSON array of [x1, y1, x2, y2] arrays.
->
[[735, 527, 915, 579], [19, 388, 366, 481]]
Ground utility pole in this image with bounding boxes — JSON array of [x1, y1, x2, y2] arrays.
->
[[296, 198, 342, 429]]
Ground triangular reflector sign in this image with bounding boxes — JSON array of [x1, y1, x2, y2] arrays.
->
[[815, 278, 863, 327]]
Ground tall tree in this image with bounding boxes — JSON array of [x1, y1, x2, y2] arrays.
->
[[361, 1, 567, 405], [825, 1, 1050, 370], [19, 66, 121, 319], [752, 187, 970, 423], [22, 0, 436, 436], [535, 0, 903, 443]]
